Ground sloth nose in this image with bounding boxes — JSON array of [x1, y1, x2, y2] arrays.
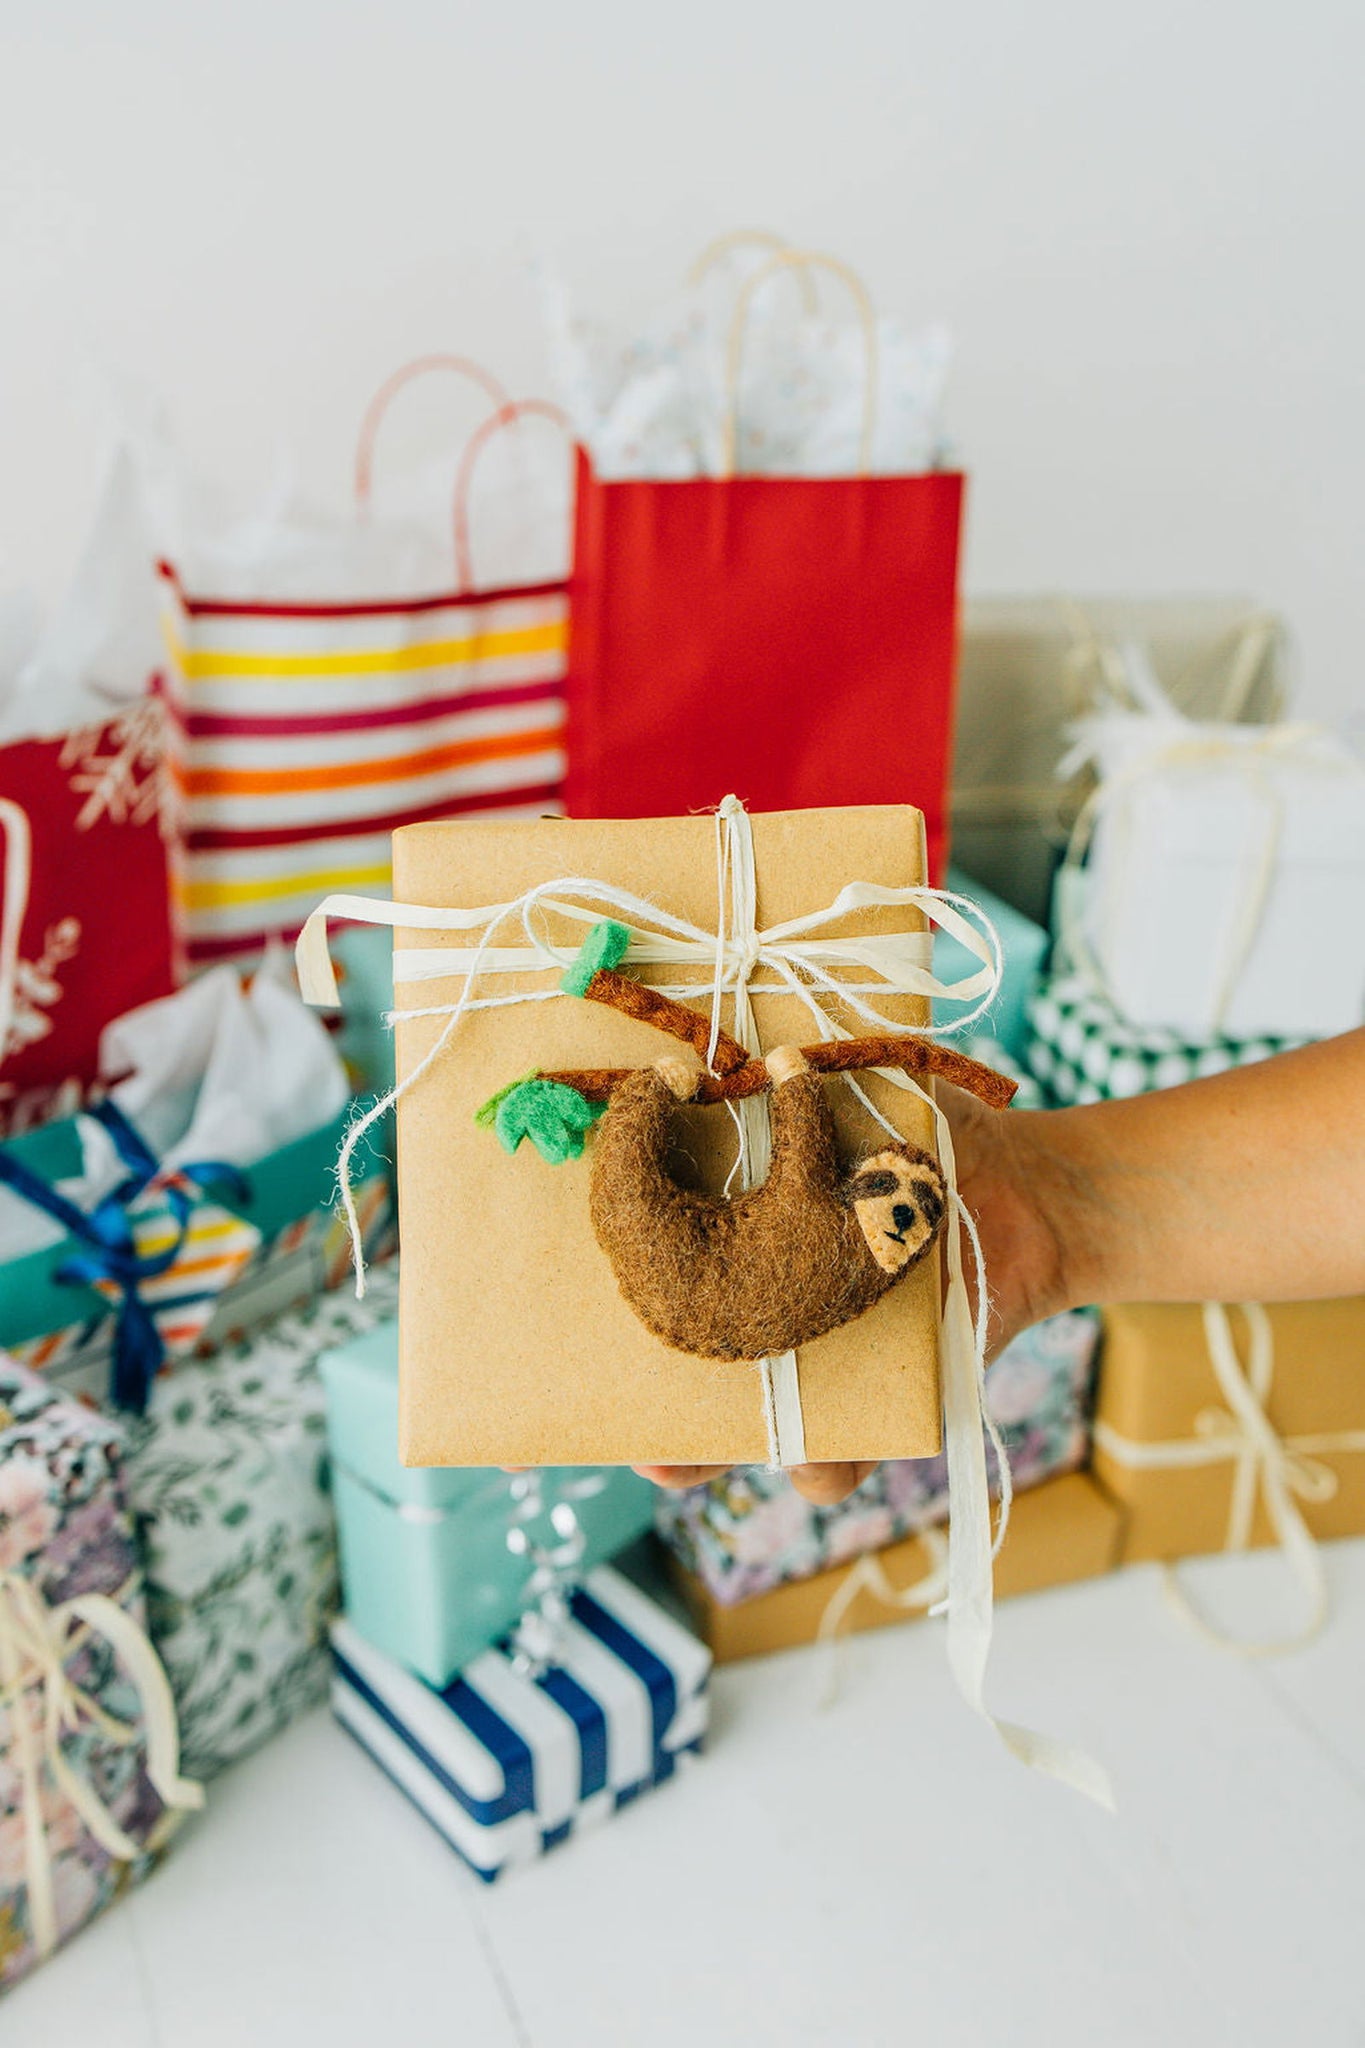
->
[[891, 1202, 915, 1233]]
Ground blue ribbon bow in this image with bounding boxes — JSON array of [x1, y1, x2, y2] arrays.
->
[[0, 1100, 249, 1414]]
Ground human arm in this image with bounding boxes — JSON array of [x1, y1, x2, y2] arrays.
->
[[641, 1028, 1365, 1502]]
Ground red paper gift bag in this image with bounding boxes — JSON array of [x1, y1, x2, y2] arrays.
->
[[0, 693, 180, 1134], [562, 254, 965, 878]]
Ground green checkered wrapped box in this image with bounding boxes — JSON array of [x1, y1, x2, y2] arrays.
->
[[1025, 973, 1307, 1106]]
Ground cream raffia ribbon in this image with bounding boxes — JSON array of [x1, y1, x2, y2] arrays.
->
[[296, 797, 1113, 1807], [0, 798, 33, 1070], [1056, 716, 1345, 1035], [816, 1525, 950, 1706], [1093, 1302, 1365, 1657], [0, 1569, 204, 1960]]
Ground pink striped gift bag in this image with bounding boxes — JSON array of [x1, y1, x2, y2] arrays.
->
[[159, 368, 571, 966]]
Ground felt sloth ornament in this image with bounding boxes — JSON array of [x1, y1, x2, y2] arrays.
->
[[477, 922, 1015, 1363]]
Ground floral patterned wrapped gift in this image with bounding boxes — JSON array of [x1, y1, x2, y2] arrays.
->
[[124, 1264, 399, 1779], [655, 1309, 1099, 1605], [0, 1356, 201, 1995]]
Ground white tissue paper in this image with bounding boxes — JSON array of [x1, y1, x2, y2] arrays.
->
[[131, 378, 572, 602], [543, 255, 952, 480], [1063, 646, 1365, 1041], [0, 444, 164, 747], [0, 957, 350, 1260]]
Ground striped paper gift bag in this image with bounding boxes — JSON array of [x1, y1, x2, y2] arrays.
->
[[159, 381, 571, 966]]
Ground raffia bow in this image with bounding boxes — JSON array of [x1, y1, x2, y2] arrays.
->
[[0, 1568, 204, 1961], [1093, 1302, 1365, 1655]]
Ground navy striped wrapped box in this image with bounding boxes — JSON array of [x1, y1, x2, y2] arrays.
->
[[330, 1567, 710, 1881]]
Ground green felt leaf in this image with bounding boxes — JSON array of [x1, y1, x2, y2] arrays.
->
[[491, 1079, 606, 1164], [560, 918, 631, 998]]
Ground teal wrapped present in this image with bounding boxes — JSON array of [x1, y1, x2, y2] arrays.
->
[[0, 1104, 393, 1409], [320, 1319, 657, 1687], [933, 865, 1048, 1063]]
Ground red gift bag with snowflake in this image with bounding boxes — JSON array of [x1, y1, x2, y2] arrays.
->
[[0, 692, 181, 1134]]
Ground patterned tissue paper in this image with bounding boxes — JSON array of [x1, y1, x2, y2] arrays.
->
[[655, 1308, 1100, 1605], [124, 1264, 399, 1779], [0, 1357, 200, 1995]]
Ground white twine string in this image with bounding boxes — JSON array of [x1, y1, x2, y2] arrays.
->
[[295, 802, 1112, 1806], [1094, 1303, 1365, 1657], [0, 1570, 204, 1961]]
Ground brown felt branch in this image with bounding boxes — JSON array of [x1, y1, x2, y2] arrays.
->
[[542, 1035, 1018, 1111], [582, 969, 750, 1074]]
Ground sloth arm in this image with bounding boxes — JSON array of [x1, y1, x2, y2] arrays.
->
[[761, 1071, 844, 1204]]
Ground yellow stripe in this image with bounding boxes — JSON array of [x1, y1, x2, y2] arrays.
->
[[129, 1215, 255, 1258], [185, 863, 392, 911], [165, 619, 567, 681]]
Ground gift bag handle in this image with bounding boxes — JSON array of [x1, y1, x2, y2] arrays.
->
[[719, 249, 879, 478], [687, 229, 818, 311], [451, 398, 571, 594], [0, 798, 32, 1077], [353, 355, 513, 508]]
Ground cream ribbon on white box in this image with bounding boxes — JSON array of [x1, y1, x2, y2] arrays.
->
[[296, 797, 1114, 1808], [0, 1568, 204, 1961], [1093, 1301, 1365, 1657], [1055, 712, 1352, 1037]]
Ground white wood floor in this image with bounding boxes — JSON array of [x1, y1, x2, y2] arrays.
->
[[8, 1540, 1365, 2048]]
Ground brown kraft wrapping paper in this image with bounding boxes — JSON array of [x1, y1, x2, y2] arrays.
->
[[391, 806, 944, 1468], [1092, 1299, 1365, 1563], [671, 1472, 1125, 1663]]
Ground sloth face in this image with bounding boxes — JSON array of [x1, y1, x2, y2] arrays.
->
[[844, 1148, 947, 1275]]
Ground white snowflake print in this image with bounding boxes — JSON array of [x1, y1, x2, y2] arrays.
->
[[59, 693, 173, 834], [2, 916, 80, 1060]]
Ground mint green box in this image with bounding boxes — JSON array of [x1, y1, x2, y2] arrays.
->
[[933, 864, 1050, 1062], [320, 1320, 656, 1687]]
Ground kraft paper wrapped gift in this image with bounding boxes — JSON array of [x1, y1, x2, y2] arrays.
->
[[655, 1307, 1099, 1604], [321, 1316, 656, 1686], [0, 1358, 201, 1995], [671, 1471, 1125, 1663], [330, 1565, 711, 1881], [378, 804, 948, 1468], [1091, 1300, 1365, 1564]]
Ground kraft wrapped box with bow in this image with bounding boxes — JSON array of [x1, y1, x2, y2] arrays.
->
[[300, 798, 1114, 1808], [1092, 1299, 1365, 1654], [1056, 645, 1365, 1042], [0, 1357, 202, 1996]]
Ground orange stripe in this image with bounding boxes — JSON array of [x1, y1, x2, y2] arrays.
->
[[184, 723, 563, 799]]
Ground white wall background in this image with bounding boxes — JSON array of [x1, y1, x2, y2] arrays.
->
[[1, 0, 1362, 723]]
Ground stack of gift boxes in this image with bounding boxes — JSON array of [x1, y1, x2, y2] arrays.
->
[[4, 239, 1365, 1998]]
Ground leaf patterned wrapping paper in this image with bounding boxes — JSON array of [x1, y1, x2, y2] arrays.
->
[[124, 1263, 399, 1779], [0, 1359, 179, 1995], [654, 1310, 1100, 1605]]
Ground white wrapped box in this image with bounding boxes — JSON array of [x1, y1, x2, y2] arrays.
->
[[1073, 714, 1365, 1041]]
